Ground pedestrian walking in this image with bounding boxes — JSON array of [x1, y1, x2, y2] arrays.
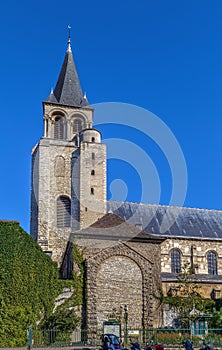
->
[[183, 339, 193, 350]]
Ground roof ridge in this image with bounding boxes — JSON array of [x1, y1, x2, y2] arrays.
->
[[108, 200, 222, 213]]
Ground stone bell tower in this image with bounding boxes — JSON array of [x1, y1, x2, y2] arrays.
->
[[30, 34, 106, 265]]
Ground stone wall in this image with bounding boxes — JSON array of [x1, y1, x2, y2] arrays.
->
[[96, 255, 143, 329], [76, 239, 163, 332], [79, 141, 107, 229], [161, 237, 222, 298], [31, 101, 106, 266], [30, 137, 76, 265], [161, 237, 222, 275], [31, 102, 98, 265], [43, 103, 93, 140], [48, 140, 77, 265], [162, 279, 222, 299]]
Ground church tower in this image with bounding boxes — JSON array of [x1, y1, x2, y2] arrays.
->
[[30, 34, 106, 265]]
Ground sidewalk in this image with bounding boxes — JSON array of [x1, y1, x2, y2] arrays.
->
[[0, 347, 97, 350]]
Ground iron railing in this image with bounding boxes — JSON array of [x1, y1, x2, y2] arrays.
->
[[31, 328, 222, 348]]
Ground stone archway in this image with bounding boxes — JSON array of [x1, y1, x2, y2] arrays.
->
[[96, 255, 143, 329], [86, 242, 154, 331]]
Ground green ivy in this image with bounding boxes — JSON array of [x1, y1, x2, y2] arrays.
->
[[72, 243, 87, 306], [0, 222, 61, 347], [0, 223, 87, 346], [39, 243, 86, 338]]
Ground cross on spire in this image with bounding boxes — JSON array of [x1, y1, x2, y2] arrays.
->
[[67, 25, 71, 52]]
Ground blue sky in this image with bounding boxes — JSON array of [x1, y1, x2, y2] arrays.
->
[[0, 0, 222, 233]]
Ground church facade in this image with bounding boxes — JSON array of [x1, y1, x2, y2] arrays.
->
[[30, 36, 222, 330]]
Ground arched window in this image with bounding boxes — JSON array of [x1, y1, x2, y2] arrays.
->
[[171, 249, 181, 273], [73, 119, 83, 133], [54, 116, 65, 139], [91, 137, 95, 142], [207, 251, 217, 275], [57, 196, 71, 228], [91, 169, 95, 175]]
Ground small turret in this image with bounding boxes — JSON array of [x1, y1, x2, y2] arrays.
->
[[79, 128, 101, 143]]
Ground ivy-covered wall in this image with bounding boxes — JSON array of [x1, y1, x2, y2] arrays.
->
[[0, 222, 87, 347], [0, 221, 62, 347]]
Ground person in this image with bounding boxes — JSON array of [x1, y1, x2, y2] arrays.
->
[[183, 339, 193, 350], [144, 343, 153, 350], [131, 341, 140, 350], [102, 335, 110, 350], [202, 344, 214, 350], [109, 337, 116, 350]]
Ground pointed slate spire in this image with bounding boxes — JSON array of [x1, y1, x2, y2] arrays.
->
[[45, 27, 89, 107]]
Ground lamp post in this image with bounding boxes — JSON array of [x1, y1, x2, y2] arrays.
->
[[124, 305, 128, 349], [27, 323, 32, 350]]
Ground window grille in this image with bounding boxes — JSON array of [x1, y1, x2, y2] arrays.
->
[[57, 196, 71, 228], [208, 251, 218, 275], [171, 249, 181, 273], [54, 117, 64, 139]]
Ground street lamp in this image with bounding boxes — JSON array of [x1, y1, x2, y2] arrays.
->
[[124, 305, 128, 349], [27, 323, 32, 350]]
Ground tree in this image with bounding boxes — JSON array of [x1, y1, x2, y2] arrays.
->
[[208, 299, 222, 328], [164, 262, 213, 328]]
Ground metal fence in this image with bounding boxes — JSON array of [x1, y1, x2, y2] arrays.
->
[[31, 328, 222, 348], [142, 328, 222, 348]]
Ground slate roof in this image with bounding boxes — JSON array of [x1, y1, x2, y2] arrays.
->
[[73, 213, 164, 244], [45, 44, 89, 108], [107, 200, 222, 240]]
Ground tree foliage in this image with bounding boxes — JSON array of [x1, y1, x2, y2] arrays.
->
[[164, 263, 214, 327], [42, 307, 80, 331], [207, 299, 222, 328]]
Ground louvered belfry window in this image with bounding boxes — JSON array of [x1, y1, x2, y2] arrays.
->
[[207, 251, 218, 275], [54, 117, 64, 139], [57, 196, 71, 228], [73, 119, 82, 133], [171, 249, 181, 273]]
